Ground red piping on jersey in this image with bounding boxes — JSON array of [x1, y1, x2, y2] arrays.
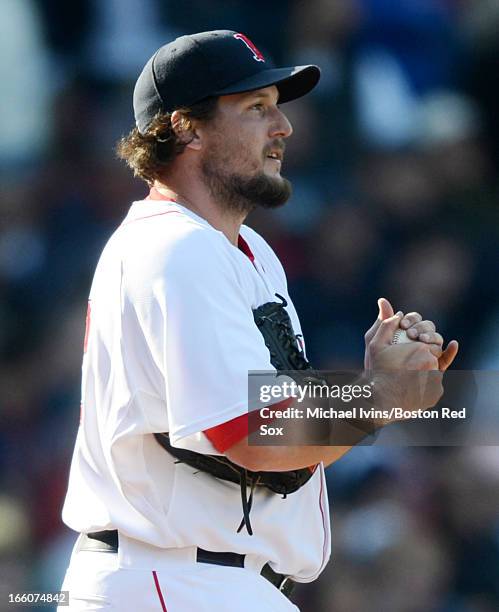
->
[[318, 468, 328, 569], [83, 300, 91, 353], [121, 210, 181, 226], [237, 234, 255, 263], [152, 571, 168, 611]]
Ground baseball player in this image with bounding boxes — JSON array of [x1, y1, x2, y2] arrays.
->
[[59, 30, 458, 611]]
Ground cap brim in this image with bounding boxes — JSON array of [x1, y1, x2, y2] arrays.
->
[[214, 65, 320, 104]]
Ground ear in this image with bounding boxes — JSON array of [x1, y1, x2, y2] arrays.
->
[[171, 110, 202, 151]]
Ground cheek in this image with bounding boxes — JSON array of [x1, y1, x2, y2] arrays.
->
[[238, 135, 265, 171], [204, 125, 264, 172], [224, 141, 263, 171]]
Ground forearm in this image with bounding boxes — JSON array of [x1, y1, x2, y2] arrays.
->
[[226, 440, 353, 472], [229, 374, 373, 471]]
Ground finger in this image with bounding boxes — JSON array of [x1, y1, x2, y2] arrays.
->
[[378, 298, 394, 321], [427, 343, 443, 358], [365, 298, 396, 344], [371, 311, 404, 347], [438, 340, 459, 371], [400, 312, 423, 329], [405, 321, 437, 338], [408, 330, 443, 346]]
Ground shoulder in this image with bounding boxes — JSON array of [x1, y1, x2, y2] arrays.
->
[[116, 205, 245, 296], [120, 203, 233, 269]]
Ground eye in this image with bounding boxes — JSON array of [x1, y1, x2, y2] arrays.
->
[[250, 103, 265, 113]]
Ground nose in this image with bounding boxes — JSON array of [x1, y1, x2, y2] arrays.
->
[[269, 107, 293, 139]]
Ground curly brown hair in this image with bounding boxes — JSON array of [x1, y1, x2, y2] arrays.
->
[[116, 97, 219, 185]]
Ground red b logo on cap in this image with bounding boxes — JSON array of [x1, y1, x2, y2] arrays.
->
[[234, 33, 265, 63]]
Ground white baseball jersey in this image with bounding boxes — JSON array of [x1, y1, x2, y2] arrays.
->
[[62, 194, 331, 583]]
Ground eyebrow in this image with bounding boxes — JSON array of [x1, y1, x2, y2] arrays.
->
[[245, 91, 278, 104]]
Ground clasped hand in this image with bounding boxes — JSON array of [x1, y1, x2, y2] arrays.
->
[[363, 298, 459, 418]]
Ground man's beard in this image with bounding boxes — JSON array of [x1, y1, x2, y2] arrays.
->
[[201, 158, 292, 216]]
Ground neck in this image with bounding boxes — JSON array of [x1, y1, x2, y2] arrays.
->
[[153, 181, 246, 246]]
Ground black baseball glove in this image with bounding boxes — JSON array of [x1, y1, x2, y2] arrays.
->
[[155, 294, 316, 535]]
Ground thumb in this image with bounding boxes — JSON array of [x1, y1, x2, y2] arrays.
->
[[365, 298, 398, 345], [372, 311, 404, 347], [439, 340, 459, 371], [378, 297, 395, 321]]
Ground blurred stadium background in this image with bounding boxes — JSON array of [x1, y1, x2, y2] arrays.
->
[[1, 1, 498, 610]]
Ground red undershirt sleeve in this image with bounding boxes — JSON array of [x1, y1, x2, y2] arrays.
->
[[203, 397, 294, 453]]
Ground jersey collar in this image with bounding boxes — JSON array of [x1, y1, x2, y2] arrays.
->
[[125, 188, 256, 265], [137, 188, 256, 262]]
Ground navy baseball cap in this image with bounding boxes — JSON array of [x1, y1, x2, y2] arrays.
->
[[133, 30, 320, 134]]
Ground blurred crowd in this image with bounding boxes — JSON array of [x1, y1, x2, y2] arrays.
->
[[1, 1, 498, 610]]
